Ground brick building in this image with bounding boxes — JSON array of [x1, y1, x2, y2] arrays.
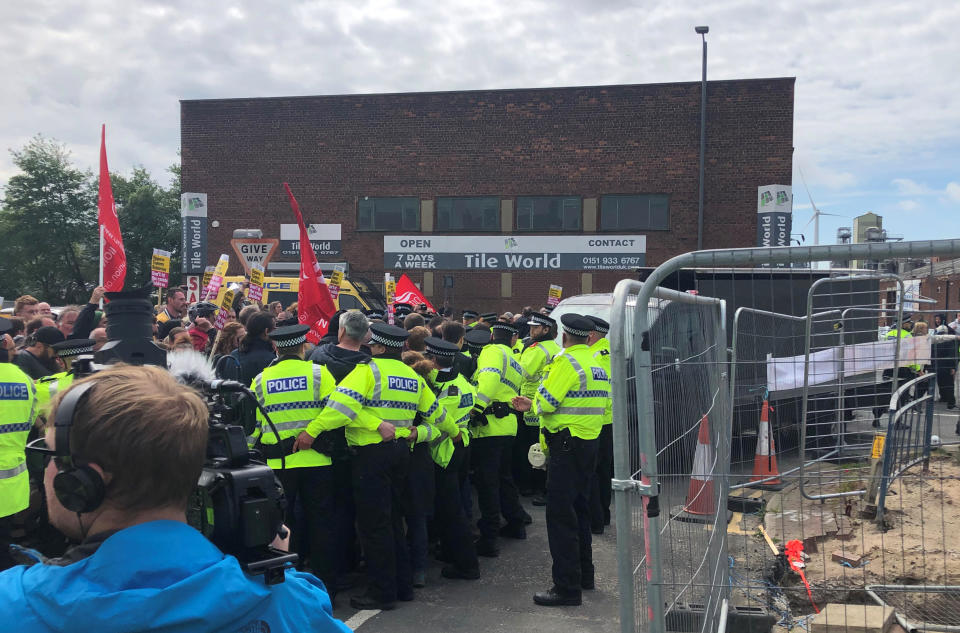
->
[[180, 78, 795, 313]]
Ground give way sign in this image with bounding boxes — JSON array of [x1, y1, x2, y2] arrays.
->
[[231, 238, 279, 275]]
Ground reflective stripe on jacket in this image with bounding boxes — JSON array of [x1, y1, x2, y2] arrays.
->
[[520, 339, 560, 427], [308, 357, 454, 447], [473, 343, 528, 438], [0, 364, 37, 517], [250, 358, 335, 468], [535, 344, 611, 440], [590, 337, 613, 426], [428, 368, 475, 468]]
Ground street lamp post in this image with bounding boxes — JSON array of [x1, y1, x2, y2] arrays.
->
[[695, 26, 708, 251]]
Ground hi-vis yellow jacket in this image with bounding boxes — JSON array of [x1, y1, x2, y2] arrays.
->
[[535, 344, 611, 440]]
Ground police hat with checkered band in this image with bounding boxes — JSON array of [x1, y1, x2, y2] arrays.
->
[[490, 320, 519, 335], [479, 311, 498, 323], [586, 315, 610, 334], [364, 309, 385, 320], [560, 313, 593, 338], [268, 324, 310, 348], [464, 328, 491, 352], [394, 303, 414, 316], [462, 309, 479, 319], [529, 313, 556, 329], [52, 338, 95, 358], [369, 322, 409, 348], [424, 337, 459, 357]]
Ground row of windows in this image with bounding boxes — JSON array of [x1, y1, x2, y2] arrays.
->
[[356, 195, 670, 232]]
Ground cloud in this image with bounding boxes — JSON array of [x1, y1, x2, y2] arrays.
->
[[897, 199, 919, 211], [0, 0, 958, 213], [892, 178, 933, 196], [946, 182, 960, 203]]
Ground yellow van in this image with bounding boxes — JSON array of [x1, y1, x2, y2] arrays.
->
[[220, 275, 386, 312]]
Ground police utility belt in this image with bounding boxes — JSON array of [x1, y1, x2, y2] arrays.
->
[[541, 427, 573, 451], [470, 401, 518, 426]]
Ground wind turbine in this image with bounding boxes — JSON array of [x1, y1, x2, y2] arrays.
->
[[799, 167, 844, 245]]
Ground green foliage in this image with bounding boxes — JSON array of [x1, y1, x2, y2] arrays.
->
[[0, 136, 97, 303], [0, 136, 181, 303]]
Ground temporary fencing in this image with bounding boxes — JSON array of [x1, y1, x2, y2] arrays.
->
[[611, 240, 960, 633]]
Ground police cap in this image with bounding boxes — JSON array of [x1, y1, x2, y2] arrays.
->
[[52, 338, 95, 358], [370, 322, 409, 348], [424, 337, 459, 357], [586, 315, 610, 334], [462, 309, 479, 319], [394, 303, 413, 317], [529, 313, 556, 328], [364, 309, 385, 320], [464, 328, 491, 351], [490, 321, 519, 335], [479, 312, 497, 322], [560, 313, 593, 338], [269, 324, 310, 348]]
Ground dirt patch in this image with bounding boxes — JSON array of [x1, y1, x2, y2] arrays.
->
[[730, 450, 960, 625]]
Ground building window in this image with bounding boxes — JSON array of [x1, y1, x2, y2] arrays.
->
[[516, 196, 581, 231], [437, 197, 500, 231], [600, 194, 670, 231], [357, 197, 420, 231]]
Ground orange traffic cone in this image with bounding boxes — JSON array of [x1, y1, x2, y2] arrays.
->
[[671, 415, 730, 524], [748, 399, 785, 490]]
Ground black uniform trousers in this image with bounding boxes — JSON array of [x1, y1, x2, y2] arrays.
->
[[331, 457, 359, 578], [936, 368, 956, 407], [276, 466, 336, 590], [352, 441, 413, 603], [513, 422, 545, 493], [545, 432, 598, 594], [434, 444, 479, 572], [589, 423, 614, 530], [472, 434, 526, 544]]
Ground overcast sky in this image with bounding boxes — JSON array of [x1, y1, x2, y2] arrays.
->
[[2, 0, 957, 244]]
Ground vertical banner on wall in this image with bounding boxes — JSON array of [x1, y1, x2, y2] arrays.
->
[[756, 185, 793, 248], [181, 193, 208, 274]]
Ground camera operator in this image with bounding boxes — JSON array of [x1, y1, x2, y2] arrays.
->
[[2, 364, 349, 633]]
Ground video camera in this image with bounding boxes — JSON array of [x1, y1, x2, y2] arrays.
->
[[72, 287, 295, 584]]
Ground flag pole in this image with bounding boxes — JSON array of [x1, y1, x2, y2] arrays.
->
[[98, 224, 105, 309]]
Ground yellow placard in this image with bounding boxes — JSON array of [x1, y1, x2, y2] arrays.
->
[[219, 288, 235, 310], [871, 433, 886, 459], [329, 269, 344, 287], [151, 249, 171, 273], [213, 255, 229, 277], [201, 266, 214, 288], [249, 266, 264, 287], [548, 285, 562, 299]]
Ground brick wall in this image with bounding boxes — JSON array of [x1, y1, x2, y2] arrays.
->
[[181, 78, 795, 313]]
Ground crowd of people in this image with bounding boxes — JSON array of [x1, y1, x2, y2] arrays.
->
[[0, 283, 615, 627]]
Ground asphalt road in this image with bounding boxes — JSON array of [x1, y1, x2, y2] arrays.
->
[[331, 495, 622, 632]]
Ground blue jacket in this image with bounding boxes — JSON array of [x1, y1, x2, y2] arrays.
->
[[0, 520, 350, 633]]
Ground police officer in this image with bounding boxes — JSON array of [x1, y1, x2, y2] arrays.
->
[[35, 339, 95, 419], [248, 324, 338, 590], [423, 337, 480, 581], [477, 312, 498, 330], [516, 313, 559, 497], [471, 320, 530, 556], [300, 322, 457, 610], [463, 328, 491, 371], [0, 319, 38, 570], [516, 313, 611, 606], [462, 310, 479, 329], [364, 309, 385, 321], [585, 315, 613, 533]]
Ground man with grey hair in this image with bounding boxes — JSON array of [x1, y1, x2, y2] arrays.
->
[[307, 309, 372, 587]]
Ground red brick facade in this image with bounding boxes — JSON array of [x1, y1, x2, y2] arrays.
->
[[181, 78, 795, 313]]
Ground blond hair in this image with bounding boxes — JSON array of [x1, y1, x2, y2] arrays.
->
[[49, 364, 209, 511]]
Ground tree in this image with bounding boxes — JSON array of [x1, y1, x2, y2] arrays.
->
[[111, 166, 181, 289], [0, 136, 98, 303]]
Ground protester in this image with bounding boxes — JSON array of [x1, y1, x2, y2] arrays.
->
[[90, 328, 107, 352], [403, 313, 426, 330], [406, 326, 430, 352], [210, 322, 245, 377], [155, 288, 188, 324], [14, 326, 64, 379], [5, 365, 350, 633], [56, 307, 80, 338], [13, 295, 40, 321], [221, 312, 276, 385]]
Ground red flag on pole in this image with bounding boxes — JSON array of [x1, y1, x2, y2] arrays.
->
[[284, 183, 336, 342], [394, 273, 435, 312], [98, 125, 126, 292]]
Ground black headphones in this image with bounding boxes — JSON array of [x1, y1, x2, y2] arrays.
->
[[53, 381, 106, 514]]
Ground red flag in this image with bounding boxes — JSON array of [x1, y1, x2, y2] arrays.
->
[[98, 125, 126, 292], [394, 274, 435, 312], [284, 183, 336, 343]]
